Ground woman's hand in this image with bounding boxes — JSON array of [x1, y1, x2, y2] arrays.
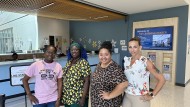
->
[[99, 90, 111, 100], [79, 97, 85, 107], [140, 94, 153, 102], [28, 94, 39, 105], [55, 99, 60, 107], [99, 81, 128, 100]]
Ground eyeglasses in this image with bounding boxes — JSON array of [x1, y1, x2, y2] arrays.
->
[[45, 51, 55, 55]]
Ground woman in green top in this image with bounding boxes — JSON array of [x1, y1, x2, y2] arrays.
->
[[61, 42, 91, 107]]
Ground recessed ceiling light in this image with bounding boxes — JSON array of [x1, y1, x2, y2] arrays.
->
[[69, 18, 87, 21], [94, 16, 108, 20], [40, 2, 54, 9]]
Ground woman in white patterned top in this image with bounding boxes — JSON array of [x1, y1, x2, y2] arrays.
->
[[122, 37, 165, 107]]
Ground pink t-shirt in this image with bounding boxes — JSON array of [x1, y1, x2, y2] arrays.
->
[[25, 60, 63, 104]]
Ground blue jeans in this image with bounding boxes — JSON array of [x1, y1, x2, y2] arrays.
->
[[33, 101, 56, 107]]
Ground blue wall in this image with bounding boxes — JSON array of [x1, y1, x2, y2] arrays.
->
[[70, 6, 189, 85], [127, 6, 188, 85], [70, 20, 128, 65], [70, 20, 128, 50]]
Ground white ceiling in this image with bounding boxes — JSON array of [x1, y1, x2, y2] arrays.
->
[[82, 0, 188, 14]]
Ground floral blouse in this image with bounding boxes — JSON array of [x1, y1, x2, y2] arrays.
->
[[124, 56, 150, 95], [61, 58, 91, 105]]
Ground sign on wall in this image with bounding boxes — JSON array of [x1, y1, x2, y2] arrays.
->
[[10, 65, 35, 86]]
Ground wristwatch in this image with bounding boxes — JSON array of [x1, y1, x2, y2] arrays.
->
[[149, 92, 155, 98]]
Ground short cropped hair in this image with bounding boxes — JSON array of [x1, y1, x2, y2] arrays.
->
[[44, 45, 57, 54]]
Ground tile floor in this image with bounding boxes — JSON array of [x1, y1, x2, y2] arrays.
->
[[151, 81, 190, 107], [5, 81, 190, 107]]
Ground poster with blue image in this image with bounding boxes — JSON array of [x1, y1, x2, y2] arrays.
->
[[135, 26, 173, 50]]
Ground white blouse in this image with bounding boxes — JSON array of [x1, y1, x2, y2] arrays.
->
[[124, 56, 150, 95]]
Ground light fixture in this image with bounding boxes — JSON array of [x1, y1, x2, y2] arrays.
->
[[94, 16, 108, 20], [20, 2, 55, 13], [40, 2, 54, 9], [68, 18, 87, 21]]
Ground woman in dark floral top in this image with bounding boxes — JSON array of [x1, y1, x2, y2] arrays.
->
[[90, 41, 128, 107]]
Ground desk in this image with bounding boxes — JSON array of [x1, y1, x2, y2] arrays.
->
[[0, 53, 120, 98]]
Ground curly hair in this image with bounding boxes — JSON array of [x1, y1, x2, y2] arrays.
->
[[67, 42, 88, 61], [99, 41, 112, 54]]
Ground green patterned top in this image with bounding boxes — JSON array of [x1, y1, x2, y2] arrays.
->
[[61, 58, 91, 105]]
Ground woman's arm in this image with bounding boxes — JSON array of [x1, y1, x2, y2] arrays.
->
[[146, 60, 165, 96], [55, 78, 63, 107], [22, 75, 39, 104], [140, 60, 165, 101], [99, 81, 128, 100], [22, 75, 31, 95], [57, 78, 63, 99], [79, 75, 90, 106]]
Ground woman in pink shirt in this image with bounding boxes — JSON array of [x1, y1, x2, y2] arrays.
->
[[23, 45, 63, 107]]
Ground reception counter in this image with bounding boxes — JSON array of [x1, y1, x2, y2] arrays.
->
[[0, 53, 120, 99], [0, 53, 44, 62]]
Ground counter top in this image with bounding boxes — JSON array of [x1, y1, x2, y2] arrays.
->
[[0, 53, 120, 97], [0, 54, 101, 66], [0, 52, 43, 56], [0, 53, 121, 66], [0, 59, 35, 66]]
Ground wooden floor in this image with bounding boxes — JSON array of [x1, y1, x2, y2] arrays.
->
[[5, 82, 190, 107]]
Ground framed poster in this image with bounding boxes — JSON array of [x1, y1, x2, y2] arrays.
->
[[121, 46, 127, 51], [135, 26, 173, 50], [147, 52, 156, 64], [10, 65, 35, 86], [163, 73, 171, 81], [163, 64, 171, 72]]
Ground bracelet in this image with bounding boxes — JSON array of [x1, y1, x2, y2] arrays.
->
[[149, 92, 155, 98]]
